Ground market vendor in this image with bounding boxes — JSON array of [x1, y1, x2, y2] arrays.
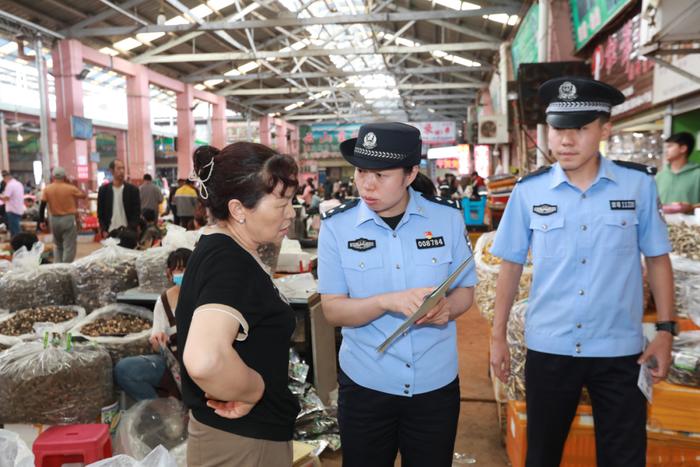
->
[[318, 122, 476, 467], [490, 77, 675, 467], [114, 247, 191, 401], [656, 132, 700, 213]]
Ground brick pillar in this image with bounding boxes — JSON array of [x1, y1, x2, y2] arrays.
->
[[176, 84, 195, 179], [126, 65, 154, 180], [211, 95, 227, 149]]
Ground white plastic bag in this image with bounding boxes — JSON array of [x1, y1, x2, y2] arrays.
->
[[160, 224, 196, 251], [0, 305, 86, 341], [670, 254, 700, 319], [70, 303, 153, 363], [0, 429, 34, 467], [115, 398, 187, 467], [88, 445, 177, 467]]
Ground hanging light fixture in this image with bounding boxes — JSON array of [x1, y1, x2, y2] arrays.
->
[[157, 0, 166, 25], [16, 128, 23, 142]]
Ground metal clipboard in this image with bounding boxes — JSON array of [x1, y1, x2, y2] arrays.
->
[[376, 255, 473, 353]]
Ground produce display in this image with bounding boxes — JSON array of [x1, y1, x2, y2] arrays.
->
[[475, 232, 532, 324], [135, 247, 171, 293], [0, 263, 75, 311], [70, 239, 140, 311], [667, 222, 700, 261], [0, 339, 113, 424], [506, 300, 527, 401], [670, 254, 700, 319], [70, 304, 153, 363], [668, 331, 700, 388], [0, 306, 85, 338]]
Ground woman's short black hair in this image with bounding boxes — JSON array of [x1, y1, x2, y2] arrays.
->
[[193, 142, 299, 221], [10, 232, 38, 252], [167, 247, 192, 271]]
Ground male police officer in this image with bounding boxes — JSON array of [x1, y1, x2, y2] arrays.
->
[[489, 77, 675, 467]]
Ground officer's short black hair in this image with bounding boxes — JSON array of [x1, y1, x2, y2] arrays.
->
[[167, 247, 192, 271], [666, 132, 695, 156]]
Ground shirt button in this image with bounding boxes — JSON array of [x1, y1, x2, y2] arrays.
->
[[405, 384, 410, 388], [396, 264, 401, 269], [359, 262, 365, 269], [581, 258, 587, 264], [621, 220, 627, 226], [576, 348, 581, 354], [581, 225, 587, 231], [578, 289, 585, 296], [392, 232, 397, 238], [406, 363, 411, 368], [576, 323, 582, 329], [403, 390, 409, 394], [402, 331, 408, 337], [581, 193, 587, 199], [542, 224, 548, 230], [431, 257, 437, 264]]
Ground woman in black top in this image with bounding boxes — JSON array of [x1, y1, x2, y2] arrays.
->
[[177, 144, 300, 466]]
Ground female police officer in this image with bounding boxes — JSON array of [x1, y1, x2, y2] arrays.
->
[[317, 122, 476, 467]]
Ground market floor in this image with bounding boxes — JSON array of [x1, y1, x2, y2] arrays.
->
[[320, 307, 509, 466]]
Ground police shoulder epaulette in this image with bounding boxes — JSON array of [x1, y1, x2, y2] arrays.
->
[[517, 165, 551, 183], [613, 160, 657, 175], [321, 198, 360, 220], [421, 194, 461, 210]]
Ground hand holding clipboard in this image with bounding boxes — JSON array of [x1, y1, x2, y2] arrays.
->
[[376, 255, 473, 353]]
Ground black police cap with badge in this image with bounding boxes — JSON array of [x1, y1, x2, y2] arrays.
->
[[518, 76, 655, 184], [339, 122, 421, 169], [538, 76, 625, 129]]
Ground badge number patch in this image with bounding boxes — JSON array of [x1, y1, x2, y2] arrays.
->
[[610, 200, 636, 210], [348, 238, 376, 252], [416, 236, 445, 249], [532, 204, 558, 216]]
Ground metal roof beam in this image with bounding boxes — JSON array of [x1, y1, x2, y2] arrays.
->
[[60, 0, 148, 34], [184, 65, 485, 83], [221, 82, 481, 96], [67, 7, 520, 37], [137, 42, 500, 64]]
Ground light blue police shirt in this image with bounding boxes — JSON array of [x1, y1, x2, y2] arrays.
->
[[318, 187, 477, 396], [491, 156, 671, 357]]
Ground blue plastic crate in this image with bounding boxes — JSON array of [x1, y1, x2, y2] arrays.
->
[[461, 197, 486, 225]]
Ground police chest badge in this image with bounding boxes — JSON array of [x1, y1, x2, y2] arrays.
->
[[363, 132, 377, 149], [609, 200, 636, 210], [348, 238, 376, 252], [416, 231, 445, 249], [532, 204, 557, 216]]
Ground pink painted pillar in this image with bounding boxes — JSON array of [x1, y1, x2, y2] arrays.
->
[[52, 39, 89, 184], [259, 116, 271, 147], [49, 118, 58, 167], [177, 84, 195, 179], [126, 65, 154, 179], [288, 124, 300, 157], [211, 95, 227, 149], [115, 131, 127, 164]]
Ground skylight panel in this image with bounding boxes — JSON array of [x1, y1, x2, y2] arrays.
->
[[113, 37, 143, 52]]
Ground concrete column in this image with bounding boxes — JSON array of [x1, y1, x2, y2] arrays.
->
[[211, 95, 227, 149], [259, 116, 271, 146], [52, 39, 89, 185], [126, 65, 154, 180], [536, 0, 550, 167], [275, 120, 287, 154], [0, 113, 9, 172], [116, 130, 127, 164], [176, 84, 195, 179]]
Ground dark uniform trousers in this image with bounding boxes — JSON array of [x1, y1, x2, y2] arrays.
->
[[337, 369, 460, 467], [525, 349, 646, 467]]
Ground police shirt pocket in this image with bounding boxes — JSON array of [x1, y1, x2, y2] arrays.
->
[[415, 247, 452, 271], [602, 213, 638, 254], [341, 253, 383, 296], [529, 215, 566, 258]]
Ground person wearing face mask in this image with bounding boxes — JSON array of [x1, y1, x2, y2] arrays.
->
[[114, 248, 192, 401]]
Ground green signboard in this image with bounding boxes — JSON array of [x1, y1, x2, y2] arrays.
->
[[511, 3, 539, 79], [569, 0, 633, 51]]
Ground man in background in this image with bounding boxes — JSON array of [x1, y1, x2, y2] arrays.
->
[[97, 160, 140, 236], [39, 167, 87, 263], [1, 170, 25, 236], [656, 132, 700, 213], [139, 173, 164, 216]]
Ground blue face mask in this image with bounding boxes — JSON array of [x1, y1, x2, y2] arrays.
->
[[173, 273, 184, 286]]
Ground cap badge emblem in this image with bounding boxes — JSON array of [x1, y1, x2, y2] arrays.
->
[[363, 132, 377, 149], [558, 81, 577, 100]]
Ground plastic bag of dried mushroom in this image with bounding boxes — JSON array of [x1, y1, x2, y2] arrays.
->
[[0, 336, 113, 424], [70, 238, 140, 312], [0, 243, 75, 311], [667, 331, 700, 388], [669, 254, 700, 319], [0, 335, 20, 354], [136, 247, 172, 293], [0, 305, 86, 340], [506, 300, 527, 401], [70, 303, 153, 363], [666, 215, 700, 261], [474, 232, 533, 324]]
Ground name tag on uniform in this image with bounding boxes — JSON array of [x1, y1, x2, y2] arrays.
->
[[348, 238, 376, 252], [610, 200, 636, 210], [532, 204, 557, 215], [416, 236, 445, 249]]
